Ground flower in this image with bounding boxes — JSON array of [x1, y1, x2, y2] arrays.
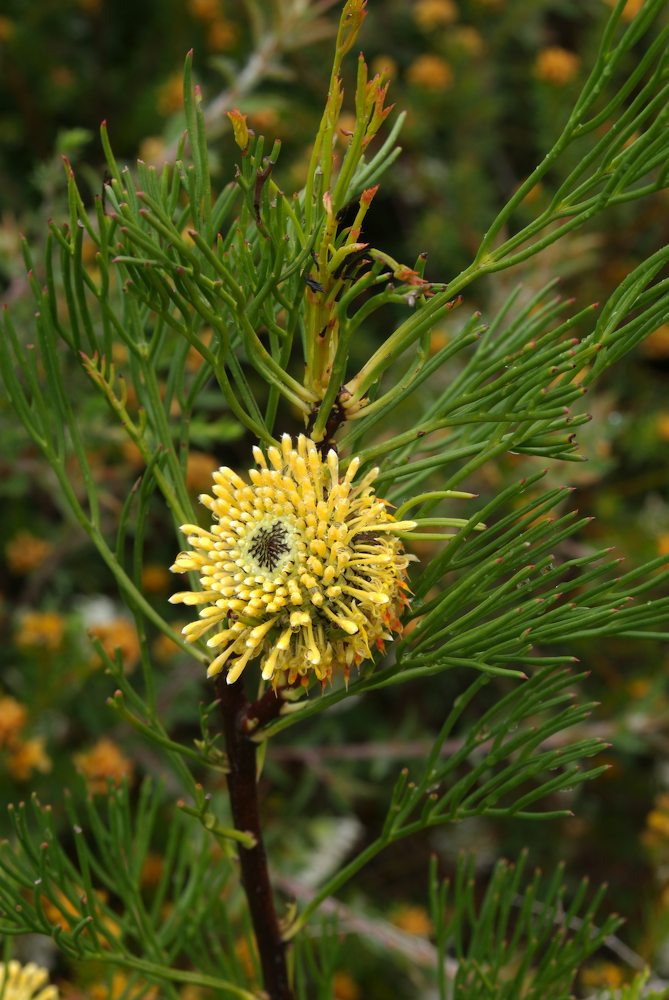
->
[[88, 618, 140, 673], [188, 0, 219, 21], [370, 54, 398, 80], [642, 322, 669, 358], [333, 971, 361, 1000], [140, 852, 164, 887], [413, 0, 458, 30], [534, 47, 580, 85], [249, 108, 280, 133], [0, 961, 59, 1000], [234, 937, 259, 983], [647, 801, 669, 839], [179, 989, 207, 1000], [0, 695, 27, 748], [170, 435, 415, 688], [157, 71, 184, 115], [5, 531, 53, 574], [141, 564, 172, 594], [206, 18, 237, 51], [74, 738, 133, 794], [15, 611, 65, 652], [41, 888, 81, 929], [40, 886, 121, 947], [430, 328, 450, 354], [656, 415, 669, 442], [186, 451, 220, 492], [603, 0, 644, 21], [391, 903, 433, 936], [406, 55, 454, 91], [7, 736, 52, 782], [90, 974, 157, 1000], [449, 26, 485, 57], [138, 136, 168, 167], [580, 962, 625, 989], [151, 623, 186, 662], [185, 328, 213, 371], [0, 17, 16, 41]]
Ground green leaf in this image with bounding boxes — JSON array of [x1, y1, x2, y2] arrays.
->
[[431, 851, 622, 1000]]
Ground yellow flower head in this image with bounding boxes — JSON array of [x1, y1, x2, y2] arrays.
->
[[170, 435, 415, 688], [157, 71, 184, 116], [90, 973, 157, 999], [88, 617, 140, 674], [642, 322, 669, 358], [413, 0, 458, 30], [5, 531, 53, 575], [0, 17, 16, 42], [186, 450, 220, 492], [0, 961, 59, 1000], [15, 611, 65, 652], [8, 736, 52, 782], [141, 563, 172, 594], [332, 971, 361, 1000], [391, 903, 434, 936], [138, 136, 168, 167], [580, 961, 624, 990], [74, 738, 133, 795], [0, 695, 27, 748], [406, 55, 454, 92], [207, 18, 237, 51], [603, 0, 643, 21], [188, 0, 219, 21], [534, 46, 580, 86]]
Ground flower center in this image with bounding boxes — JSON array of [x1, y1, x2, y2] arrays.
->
[[245, 518, 293, 573]]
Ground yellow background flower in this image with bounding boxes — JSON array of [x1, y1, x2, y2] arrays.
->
[[406, 55, 454, 91], [88, 618, 140, 674], [534, 47, 581, 85], [7, 736, 52, 782], [0, 961, 59, 1000], [0, 695, 27, 748], [74, 738, 133, 794], [5, 531, 53, 574], [15, 612, 65, 652]]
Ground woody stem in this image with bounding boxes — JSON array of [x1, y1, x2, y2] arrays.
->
[[214, 675, 293, 1000]]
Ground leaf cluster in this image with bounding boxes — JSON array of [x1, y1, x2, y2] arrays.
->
[[430, 851, 622, 1000], [0, 780, 258, 998]]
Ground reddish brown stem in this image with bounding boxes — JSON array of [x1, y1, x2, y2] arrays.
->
[[243, 682, 301, 733], [214, 675, 293, 999]]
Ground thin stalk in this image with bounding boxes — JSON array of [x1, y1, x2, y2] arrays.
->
[[283, 836, 389, 942], [345, 266, 479, 402]]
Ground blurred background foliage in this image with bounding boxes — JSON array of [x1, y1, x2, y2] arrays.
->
[[1, 0, 669, 996]]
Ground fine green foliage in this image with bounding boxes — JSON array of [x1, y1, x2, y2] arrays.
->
[[430, 852, 621, 1000], [591, 970, 669, 1000], [0, 781, 258, 999], [1, 0, 669, 995], [283, 667, 608, 940]]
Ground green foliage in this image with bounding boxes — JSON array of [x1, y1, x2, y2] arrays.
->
[[282, 667, 608, 941], [430, 852, 621, 999], [595, 970, 669, 1000], [1, 1, 669, 996], [0, 780, 258, 998]]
